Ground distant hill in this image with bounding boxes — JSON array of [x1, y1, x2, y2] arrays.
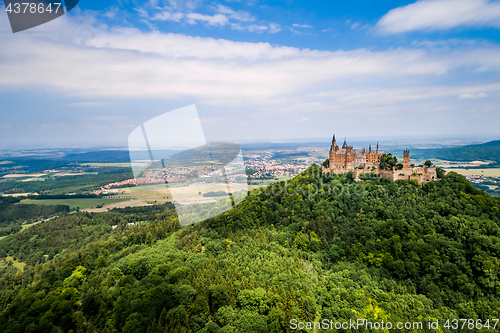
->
[[413, 140, 500, 164], [62, 150, 131, 163], [239, 142, 326, 150]]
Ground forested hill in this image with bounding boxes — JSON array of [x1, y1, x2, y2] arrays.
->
[[413, 139, 500, 164], [0, 168, 500, 332]]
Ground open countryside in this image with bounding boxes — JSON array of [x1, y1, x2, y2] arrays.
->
[[17, 198, 130, 210]]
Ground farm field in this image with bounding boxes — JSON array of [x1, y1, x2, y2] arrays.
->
[[122, 183, 252, 203], [434, 159, 496, 168], [84, 183, 266, 212], [82, 162, 133, 167], [0, 256, 25, 271], [446, 168, 500, 177], [17, 198, 130, 210], [2, 171, 97, 179], [83, 199, 153, 212], [21, 222, 39, 230], [47, 185, 98, 195], [276, 176, 293, 180], [0, 192, 36, 197]]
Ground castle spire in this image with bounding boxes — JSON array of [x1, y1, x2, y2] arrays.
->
[[342, 138, 347, 148], [369, 144, 372, 152], [330, 133, 336, 152]]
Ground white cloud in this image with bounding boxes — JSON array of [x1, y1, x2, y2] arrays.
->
[[215, 5, 254, 22], [351, 22, 359, 29], [134, 8, 149, 18], [81, 28, 300, 61], [247, 24, 267, 32], [141, 19, 158, 31], [230, 23, 245, 31], [167, 0, 202, 11], [104, 7, 120, 19], [1, 13, 500, 111], [216, 5, 234, 14], [300, 117, 309, 122], [150, 5, 254, 29], [185, 13, 228, 26], [152, 11, 184, 22], [269, 23, 281, 33], [292, 24, 312, 28], [458, 92, 488, 99], [308, 83, 500, 110], [66, 102, 112, 107], [377, 0, 500, 34], [81, 116, 127, 121], [458, 93, 476, 99]]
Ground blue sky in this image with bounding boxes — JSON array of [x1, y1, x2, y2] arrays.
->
[[0, 0, 500, 147]]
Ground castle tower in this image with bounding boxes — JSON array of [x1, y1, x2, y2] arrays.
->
[[376, 142, 379, 154], [403, 149, 410, 168], [329, 134, 336, 169]]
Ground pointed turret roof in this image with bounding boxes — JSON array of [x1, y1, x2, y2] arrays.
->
[[332, 134, 336, 142], [342, 138, 347, 148]]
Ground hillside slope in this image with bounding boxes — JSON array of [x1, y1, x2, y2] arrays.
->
[[0, 168, 499, 332], [414, 140, 500, 164]]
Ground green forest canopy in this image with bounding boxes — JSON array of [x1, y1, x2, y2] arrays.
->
[[0, 167, 499, 332]]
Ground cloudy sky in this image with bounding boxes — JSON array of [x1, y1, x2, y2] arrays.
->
[[0, 0, 499, 147]]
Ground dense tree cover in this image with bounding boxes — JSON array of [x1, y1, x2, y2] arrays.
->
[[0, 159, 72, 175], [0, 196, 69, 236], [0, 167, 499, 332], [203, 191, 228, 197], [0, 167, 133, 194], [379, 154, 399, 170], [30, 194, 103, 200], [0, 203, 176, 265]]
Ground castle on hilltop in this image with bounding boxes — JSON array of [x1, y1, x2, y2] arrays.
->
[[327, 135, 383, 172], [323, 134, 437, 184]]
